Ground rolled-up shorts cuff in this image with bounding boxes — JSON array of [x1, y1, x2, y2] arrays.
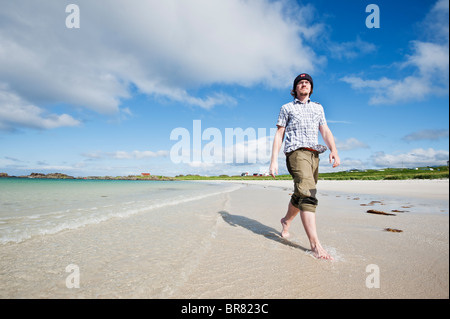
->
[[290, 196, 299, 209], [290, 196, 317, 213]]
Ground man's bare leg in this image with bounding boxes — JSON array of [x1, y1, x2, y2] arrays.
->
[[300, 210, 333, 260], [280, 201, 299, 238]]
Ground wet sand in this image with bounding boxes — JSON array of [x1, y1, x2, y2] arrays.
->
[[0, 179, 448, 299]]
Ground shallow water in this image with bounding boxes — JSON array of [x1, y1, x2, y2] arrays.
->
[[0, 178, 239, 244]]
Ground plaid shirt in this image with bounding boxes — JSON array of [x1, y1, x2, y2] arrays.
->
[[276, 98, 327, 154]]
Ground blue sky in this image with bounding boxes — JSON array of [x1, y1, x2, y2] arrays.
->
[[0, 0, 448, 177]]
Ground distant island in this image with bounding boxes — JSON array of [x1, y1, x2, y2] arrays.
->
[[0, 172, 175, 181], [0, 165, 448, 181]]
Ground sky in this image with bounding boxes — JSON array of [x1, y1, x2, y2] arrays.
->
[[0, 0, 448, 177]]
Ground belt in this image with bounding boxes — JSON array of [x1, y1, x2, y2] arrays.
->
[[300, 147, 318, 153]]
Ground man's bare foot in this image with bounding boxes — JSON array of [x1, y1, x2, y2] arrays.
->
[[280, 218, 290, 238], [310, 243, 334, 260]]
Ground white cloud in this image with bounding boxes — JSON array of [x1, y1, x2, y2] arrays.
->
[[188, 161, 215, 169], [113, 151, 133, 160], [370, 148, 449, 168], [421, 0, 449, 43], [403, 41, 449, 78], [335, 137, 369, 151], [328, 37, 377, 60], [341, 0, 449, 104], [342, 74, 436, 105], [80, 151, 104, 160], [402, 129, 449, 141], [170, 123, 279, 165], [0, 0, 324, 128], [132, 150, 169, 159], [82, 150, 169, 160], [0, 85, 80, 131], [222, 134, 275, 165], [318, 157, 367, 173]]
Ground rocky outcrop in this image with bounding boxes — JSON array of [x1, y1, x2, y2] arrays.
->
[[29, 172, 75, 179], [81, 175, 174, 181]]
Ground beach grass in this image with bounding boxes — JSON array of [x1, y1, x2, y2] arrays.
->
[[174, 166, 449, 181], [318, 166, 449, 180]]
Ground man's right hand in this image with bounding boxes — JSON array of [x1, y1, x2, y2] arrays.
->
[[269, 162, 278, 178]]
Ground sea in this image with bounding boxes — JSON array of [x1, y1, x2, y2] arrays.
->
[[0, 178, 240, 245]]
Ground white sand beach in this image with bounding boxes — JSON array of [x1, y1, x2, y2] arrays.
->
[[236, 179, 449, 200], [0, 179, 448, 299]]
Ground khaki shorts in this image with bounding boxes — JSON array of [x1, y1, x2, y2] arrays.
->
[[286, 148, 319, 212]]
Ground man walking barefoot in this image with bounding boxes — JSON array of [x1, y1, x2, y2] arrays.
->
[[269, 73, 340, 260]]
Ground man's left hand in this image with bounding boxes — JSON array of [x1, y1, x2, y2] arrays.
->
[[329, 152, 340, 168]]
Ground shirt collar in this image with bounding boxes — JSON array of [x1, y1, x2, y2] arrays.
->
[[294, 98, 311, 104]]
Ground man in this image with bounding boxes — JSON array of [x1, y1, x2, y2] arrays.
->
[[269, 73, 340, 260]]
